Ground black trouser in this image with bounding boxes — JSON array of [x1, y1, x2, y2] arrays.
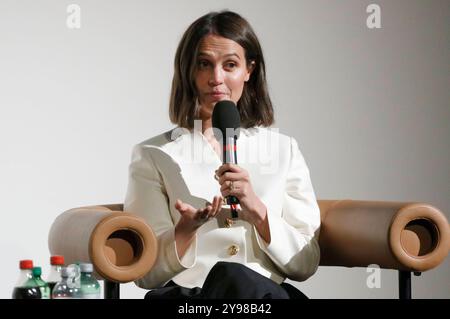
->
[[145, 261, 308, 299]]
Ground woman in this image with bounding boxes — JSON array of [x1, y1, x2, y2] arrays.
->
[[124, 10, 320, 299]]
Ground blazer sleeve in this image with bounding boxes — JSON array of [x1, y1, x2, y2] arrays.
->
[[254, 136, 321, 281], [124, 144, 197, 289]]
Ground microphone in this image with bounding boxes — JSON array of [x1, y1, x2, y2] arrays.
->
[[212, 100, 240, 219]]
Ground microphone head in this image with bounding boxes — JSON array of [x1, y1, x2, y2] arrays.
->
[[212, 100, 241, 141]]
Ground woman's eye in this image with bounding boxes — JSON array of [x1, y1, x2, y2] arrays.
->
[[225, 62, 237, 69], [197, 60, 237, 70], [198, 60, 209, 68]]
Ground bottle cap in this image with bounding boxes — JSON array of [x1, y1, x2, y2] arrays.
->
[[32, 267, 42, 277], [50, 255, 65, 266], [19, 260, 33, 269], [79, 263, 93, 273], [60, 267, 74, 277]]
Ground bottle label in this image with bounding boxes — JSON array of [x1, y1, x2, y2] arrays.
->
[[39, 286, 51, 299]]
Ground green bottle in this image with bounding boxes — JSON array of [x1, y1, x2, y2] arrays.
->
[[32, 267, 51, 299], [79, 263, 101, 299]]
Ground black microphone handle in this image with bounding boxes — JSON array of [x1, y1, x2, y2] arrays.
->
[[224, 136, 239, 218]]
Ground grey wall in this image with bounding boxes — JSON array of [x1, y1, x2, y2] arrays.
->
[[0, 0, 448, 298]]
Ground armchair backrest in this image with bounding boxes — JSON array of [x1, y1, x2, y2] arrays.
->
[[103, 200, 449, 271], [49, 199, 449, 284]]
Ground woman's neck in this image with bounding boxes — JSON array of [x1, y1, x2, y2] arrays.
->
[[196, 103, 220, 147], [199, 117, 222, 158], [201, 118, 215, 140]]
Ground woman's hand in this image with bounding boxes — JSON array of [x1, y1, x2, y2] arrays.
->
[[174, 196, 223, 258], [174, 196, 223, 233], [216, 163, 268, 227]]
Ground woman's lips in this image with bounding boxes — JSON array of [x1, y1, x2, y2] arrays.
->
[[207, 92, 228, 100]]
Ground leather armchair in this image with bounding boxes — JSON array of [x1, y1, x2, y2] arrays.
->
[[48, 199, 450, 299]]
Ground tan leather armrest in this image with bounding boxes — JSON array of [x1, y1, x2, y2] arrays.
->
[[318, 200, 450, 271], [48, 204, 157, 283]]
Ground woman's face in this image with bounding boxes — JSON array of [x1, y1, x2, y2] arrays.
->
[[194, 34, 254, 119]]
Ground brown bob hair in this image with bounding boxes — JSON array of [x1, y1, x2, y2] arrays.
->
[[169, 11, 274, 129]]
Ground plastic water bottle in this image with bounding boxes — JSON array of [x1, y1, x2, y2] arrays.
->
[[32, 267, 51, 299], [52, 265, 81, 299], [46, 255, 65, 297], [79, 263, 101, 299], [12, 260, 41, 299]]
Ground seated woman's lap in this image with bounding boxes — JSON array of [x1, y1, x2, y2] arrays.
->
[[145, 261, 308, 299]]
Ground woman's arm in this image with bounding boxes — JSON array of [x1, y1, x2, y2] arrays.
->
[[216, 136, 321, 281], [124, 145, 193, 288], [253, 137, 321, 281], [124, 144, 222, 288]]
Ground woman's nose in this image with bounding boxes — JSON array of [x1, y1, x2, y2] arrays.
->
[[208, 66, 224, 86]]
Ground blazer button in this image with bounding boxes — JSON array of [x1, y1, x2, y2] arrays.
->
[[224, 218, 234, 228], [228, 244, 240, 256]]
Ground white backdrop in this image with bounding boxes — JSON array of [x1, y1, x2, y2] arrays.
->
[[0, 0, 448, 299]]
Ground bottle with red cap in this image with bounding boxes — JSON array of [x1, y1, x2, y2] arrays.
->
[[12, 259, 41, 299], [46, 255, 65, 296]]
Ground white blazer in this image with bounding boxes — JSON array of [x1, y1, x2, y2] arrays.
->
[[124, 126, 321, 289]]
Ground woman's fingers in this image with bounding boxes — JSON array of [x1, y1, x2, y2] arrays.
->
[[176, 196, 222, 222], [198, 196, 222, 220], [217, 172, 245, 186], [198, 205, 211, 220], [216, 163, 241, 177], [220, 180, 237, 192], [175, 199, 196, 215], [175, 199, 184, 211], [213, 195, 223, 216]]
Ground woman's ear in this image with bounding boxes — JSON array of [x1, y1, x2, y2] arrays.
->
[[244, 61, 256, 82]]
